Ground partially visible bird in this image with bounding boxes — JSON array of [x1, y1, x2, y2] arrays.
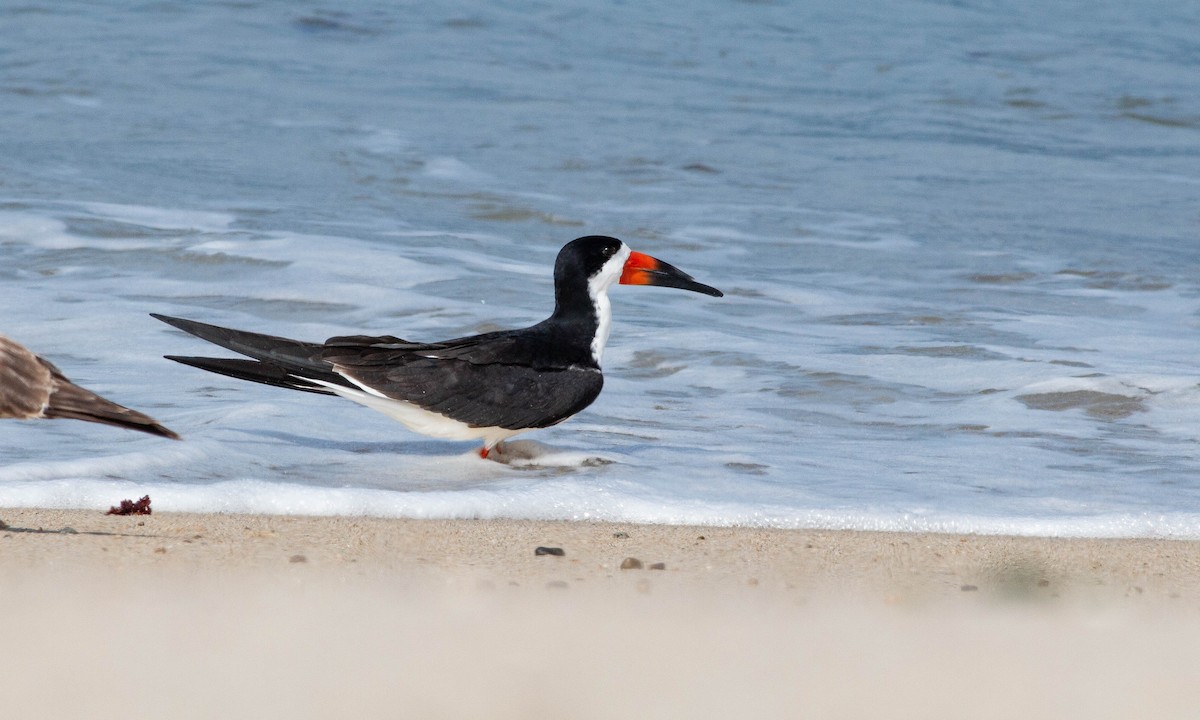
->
[[0, 334, 179, 439], [154, 235, 721, 458]]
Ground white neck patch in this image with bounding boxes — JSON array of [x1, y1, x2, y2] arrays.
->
[[587, 243, 631, 367]]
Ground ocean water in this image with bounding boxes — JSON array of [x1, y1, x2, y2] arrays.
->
[[2, 0, 1199, 537]]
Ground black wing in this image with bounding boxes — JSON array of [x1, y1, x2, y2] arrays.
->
[[322, 329, 603, 430], [156, 315, 605, 430], [154, 313, 352, 394], [153, 314, 332, 373], [333, 355, 603, 430]]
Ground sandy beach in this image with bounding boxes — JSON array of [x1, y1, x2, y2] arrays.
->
[[3, 507, 1198, 719]]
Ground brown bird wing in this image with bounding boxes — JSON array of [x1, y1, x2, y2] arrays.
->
[[1, 334, 179, 439], [0, 335, 53, 419]]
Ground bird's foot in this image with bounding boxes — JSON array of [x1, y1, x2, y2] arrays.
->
[[479, 441, 506, 461]]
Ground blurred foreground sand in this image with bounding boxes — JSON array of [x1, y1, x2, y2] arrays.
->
[[2, 508, 1198, 719]]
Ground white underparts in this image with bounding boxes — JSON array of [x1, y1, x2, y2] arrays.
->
[[305, 376, 524, 449], [587, 244, 631, 367]]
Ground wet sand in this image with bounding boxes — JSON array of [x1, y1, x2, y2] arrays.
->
[[2, 507, 1198, 718]]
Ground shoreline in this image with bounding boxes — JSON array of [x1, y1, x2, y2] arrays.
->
[[4, 507, 1198, 719]]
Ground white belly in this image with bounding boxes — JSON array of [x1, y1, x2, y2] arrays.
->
[[310, 378, 524, 448]]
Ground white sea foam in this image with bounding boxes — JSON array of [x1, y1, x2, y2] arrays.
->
[[0, 213, 79, 250], [423, 157, 492, 183], [80, 203, 235, 232], [4, 473, 1199, 539]]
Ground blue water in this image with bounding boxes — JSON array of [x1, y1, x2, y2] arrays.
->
[[3, 0, 1200, 536]]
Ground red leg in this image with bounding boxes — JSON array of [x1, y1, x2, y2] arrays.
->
[[479, 446, 490, 459]]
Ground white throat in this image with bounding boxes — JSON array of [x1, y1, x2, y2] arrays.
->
[[587, 244, 631, 367]]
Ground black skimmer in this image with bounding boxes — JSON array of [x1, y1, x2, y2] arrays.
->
[[0, 333, 179, 439], [153, 236, 721, 458]]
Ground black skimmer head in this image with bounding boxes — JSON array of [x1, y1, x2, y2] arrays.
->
[[550, 236, 723, 368], [553, 235, 723, 302], [0, 333, 179, 439], [153, 235, 720, 459]]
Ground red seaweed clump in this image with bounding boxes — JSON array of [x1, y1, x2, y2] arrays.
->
[[107, 495, 152, 516]]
